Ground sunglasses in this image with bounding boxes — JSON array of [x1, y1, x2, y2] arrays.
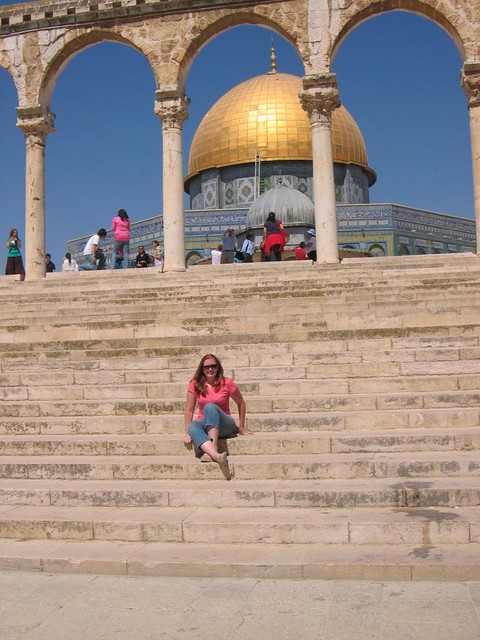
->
[[203, 364, 218, 370]]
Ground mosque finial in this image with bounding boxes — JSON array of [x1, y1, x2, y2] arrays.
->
[[270, 38, 277, 73]]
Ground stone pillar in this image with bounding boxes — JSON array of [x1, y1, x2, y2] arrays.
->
[[461, 63, 480, 253], [155, 91, 189, 272], [16, 106, 55, 280], [300, 74, 340, 263]]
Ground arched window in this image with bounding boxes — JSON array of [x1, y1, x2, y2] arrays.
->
[[368, 244, 385, 257]]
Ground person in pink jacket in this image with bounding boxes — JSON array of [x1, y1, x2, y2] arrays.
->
[[110, 209, 131, 269]]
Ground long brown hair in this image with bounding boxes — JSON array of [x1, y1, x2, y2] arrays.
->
[[191, 354, 225, 396]]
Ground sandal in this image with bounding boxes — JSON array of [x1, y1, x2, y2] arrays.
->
[[217, 451, 231, 480]]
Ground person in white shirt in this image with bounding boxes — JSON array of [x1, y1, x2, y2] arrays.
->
[[79, 228, 107, 270], [211, 245, 222, 265], [241, 233, 255, 263], [62, 252, 78, 272]]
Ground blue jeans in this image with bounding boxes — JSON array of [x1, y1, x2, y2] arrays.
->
[[110, 240, 130, 269], [79, 251, 106, 270], [188, 403, 238, 453]]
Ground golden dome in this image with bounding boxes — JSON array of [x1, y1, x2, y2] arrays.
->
[[187, 72, 375, 182]]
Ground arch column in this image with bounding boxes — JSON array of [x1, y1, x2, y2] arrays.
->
[[155, 91, 189, 272], [461, 63, 480, 253], [16, 106, 55, 281], [300, 74, 341, 263]]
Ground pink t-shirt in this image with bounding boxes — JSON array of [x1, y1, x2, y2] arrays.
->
[[112, 216, 131, 241], [188, 377, 238, 419]]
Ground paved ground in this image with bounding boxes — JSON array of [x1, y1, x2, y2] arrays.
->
[[1, 571, 480, 639]]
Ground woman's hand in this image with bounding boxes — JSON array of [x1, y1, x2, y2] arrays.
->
[[239, 426, 253, 436], [184, 434, 193, 445]]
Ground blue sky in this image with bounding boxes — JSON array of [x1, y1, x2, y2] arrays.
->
[[0, 5, 473, 268]]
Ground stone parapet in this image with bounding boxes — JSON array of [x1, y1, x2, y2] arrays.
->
[[0, 0, 277, 35]]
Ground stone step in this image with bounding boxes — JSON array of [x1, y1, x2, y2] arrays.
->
[[1, 476, 479, 509], [3, 303, 480, 341], [2, 286, 479, 319], [1, 537, 480, 580], [0, 254, 477, 580], [2, 343, 479, 374], [0, 504, 477, 546], [11, 265, 480, 299], [4, 294, 478, 330], [0, 407, 478, 435], [3, 320, 479, 350], [2, 372, 480, 402], [0, 427, 478, 457], [0, 331, 477, 362], [4, 320, 479, 348], [0, 388, 479, 418], [2, 359, 480, 397], [0, 450, 479, 481]]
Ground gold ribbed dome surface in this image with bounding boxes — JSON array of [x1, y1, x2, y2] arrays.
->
[[187, 72, 370, 177]]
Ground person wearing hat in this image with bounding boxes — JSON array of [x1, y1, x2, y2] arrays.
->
[[306, 228, 317, 261]]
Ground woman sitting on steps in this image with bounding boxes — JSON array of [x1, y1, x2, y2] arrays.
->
[[183, 354, 253, 480]]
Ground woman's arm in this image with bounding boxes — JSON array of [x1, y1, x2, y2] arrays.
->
[[230, 387, 253, 435], [15, 239, 21, 249], [184, 390, 196, 444]]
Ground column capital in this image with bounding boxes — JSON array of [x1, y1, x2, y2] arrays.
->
[[461, 62, 480, 109], [16, 106, 55, 141], [299, 73, 340, 125], [154, 91, 190, 131]]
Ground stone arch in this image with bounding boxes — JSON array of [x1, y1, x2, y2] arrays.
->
[[176, 5, 308, 94], [331, 1, 473, 64], [186, 251, 203, 266], [38, 28, 159, 108], [0, 51, 16, 92], [368, 243, 385, 257]]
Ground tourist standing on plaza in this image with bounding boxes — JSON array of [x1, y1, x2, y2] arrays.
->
[[62, 252, 78, 272], [306, 229, 317, 261], [110, 209, 130, 269], [211, 245, 222, 265], [79, 228, 107, 270], [45, 254, 56, 272], [5, 228, 25, 278], [184, 354, 252, 479], [263, 211, 288, 261], [221, 229, 236, 264], [241, 233, 255, 263]]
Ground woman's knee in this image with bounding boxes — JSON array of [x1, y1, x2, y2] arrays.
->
[[204, 402, 218, 412], [203, 403, 221, 423], [188, 421, 204, 437]]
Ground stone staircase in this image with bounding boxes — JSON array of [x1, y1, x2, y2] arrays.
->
[[0, 253, 479, 579]]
